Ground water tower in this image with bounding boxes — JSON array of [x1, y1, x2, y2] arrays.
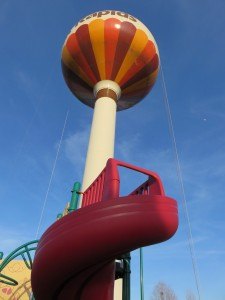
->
[[61, 10, 159, 195]]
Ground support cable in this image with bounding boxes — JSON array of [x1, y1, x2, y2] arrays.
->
[[160, 65, 201, 300], [35, 110, 69, 239], [139, 248, 144, 300]]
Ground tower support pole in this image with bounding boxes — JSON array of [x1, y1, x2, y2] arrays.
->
[[80, 80, 121, 199]]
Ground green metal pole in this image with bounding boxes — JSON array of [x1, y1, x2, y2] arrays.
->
[[122, 252, 131, 300], [68, 182, 81, 213], [140, 248, 144, 300]]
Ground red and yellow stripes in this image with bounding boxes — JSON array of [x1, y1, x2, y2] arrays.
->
[[62, 17, 159, 110]]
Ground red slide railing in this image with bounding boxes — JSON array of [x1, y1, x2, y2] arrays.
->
[[82, 170, 105, 207], [82, 158, 165, 207]]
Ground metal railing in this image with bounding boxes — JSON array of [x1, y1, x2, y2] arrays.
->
[[0, 240, 38, 286]]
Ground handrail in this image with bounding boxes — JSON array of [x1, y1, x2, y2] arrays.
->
[[0, 240, 38, 286], [82, 158, 165, 207], [0, 273, 18, 286], [82, 171, 105, 207], [130, 177, 164, 196]]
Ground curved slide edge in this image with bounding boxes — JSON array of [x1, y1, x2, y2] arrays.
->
[[31, 195, 178, 299]]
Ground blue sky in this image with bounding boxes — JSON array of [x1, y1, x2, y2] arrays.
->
[[0, 0, 225, 299]]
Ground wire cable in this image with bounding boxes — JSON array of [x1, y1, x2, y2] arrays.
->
[[160, 65, 201, 300], [140, 247, 144, 300], [35, 109, 69, 239]]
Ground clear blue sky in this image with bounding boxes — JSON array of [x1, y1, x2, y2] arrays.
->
[[1, 1, 225, 299]]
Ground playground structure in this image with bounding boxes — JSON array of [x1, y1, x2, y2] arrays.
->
[[0, 10, 178, 299], [0, 241, 37, 299]]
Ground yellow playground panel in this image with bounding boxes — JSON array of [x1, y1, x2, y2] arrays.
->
[[0, 260, 31, 300]]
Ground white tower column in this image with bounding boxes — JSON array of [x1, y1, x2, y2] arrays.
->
[[81, 80, 121, 196]]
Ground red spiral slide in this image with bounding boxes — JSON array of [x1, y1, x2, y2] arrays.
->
[[31, 159, 178, 299]]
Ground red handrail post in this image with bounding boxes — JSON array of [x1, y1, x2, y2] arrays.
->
[[102, 159, 120, 201]]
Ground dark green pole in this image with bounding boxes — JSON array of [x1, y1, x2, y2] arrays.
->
[[122, 252, 131, 300], [68, 182, 81, 213], [0, 252, 3, 260]]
